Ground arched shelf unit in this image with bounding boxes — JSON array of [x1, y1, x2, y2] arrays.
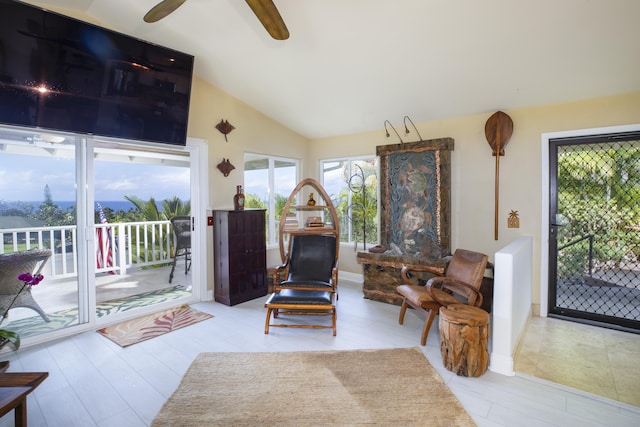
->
[[278, 178, 340, 262]]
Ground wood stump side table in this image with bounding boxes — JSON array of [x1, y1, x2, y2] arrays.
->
[[439, 304, 490, 377]]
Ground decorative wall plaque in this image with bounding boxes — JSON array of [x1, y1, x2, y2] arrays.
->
[[216, 158, 235, 176]]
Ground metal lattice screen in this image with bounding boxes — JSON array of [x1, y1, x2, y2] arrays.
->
[[554, 137, 640, 325]]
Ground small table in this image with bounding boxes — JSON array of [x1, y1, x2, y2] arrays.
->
[[439, 304, 490, 377], [0, 372, 48, 427]]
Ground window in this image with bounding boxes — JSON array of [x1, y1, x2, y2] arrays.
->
[[244, 153, 299, 246], [321, 157, 379, 246]]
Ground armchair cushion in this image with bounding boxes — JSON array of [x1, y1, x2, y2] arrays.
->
[[275, 234, 338, 293], [396, 284, 461, 308], [287, 234, 336, 283], [396, 248, 488, 346]]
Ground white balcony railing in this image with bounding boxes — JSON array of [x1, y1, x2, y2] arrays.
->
[[1, 220, 175, 279]]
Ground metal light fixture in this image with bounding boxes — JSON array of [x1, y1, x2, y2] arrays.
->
[[403, 116, 424, 142], [383, 120, 404, 143]]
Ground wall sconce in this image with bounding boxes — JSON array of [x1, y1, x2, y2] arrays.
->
[[217, 158, 235, 177], [383, 120, 404, 143], [403, 116, 424, 142], [215, 119, 235, 142]]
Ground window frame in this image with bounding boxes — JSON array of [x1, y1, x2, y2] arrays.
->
[[243, 153, 299, 247], [320, 155, 380, 247]]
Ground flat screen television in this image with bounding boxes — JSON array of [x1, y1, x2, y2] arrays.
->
[[0, 0, 194, 146]]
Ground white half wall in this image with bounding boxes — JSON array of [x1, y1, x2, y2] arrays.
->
[[490, 236, 533, 376]]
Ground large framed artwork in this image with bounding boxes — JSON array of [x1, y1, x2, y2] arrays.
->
[[379, 137, 453, 259], [357, 137, 454, 304]]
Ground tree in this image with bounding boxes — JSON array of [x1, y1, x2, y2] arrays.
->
[[124, 195, 162, 221], [124, 195, 191, 221], [245, 194, 267, 210], [556, 144, 640, 269], [32, 185, 74, 226], [334, 161, 378, 244], [161, 196, 191, 219], [0, 201, 35, 217]]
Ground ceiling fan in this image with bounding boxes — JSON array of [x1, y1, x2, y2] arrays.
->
[[143, 0, 289, 40]]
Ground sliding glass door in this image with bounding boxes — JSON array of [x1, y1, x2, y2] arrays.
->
[[0, 125, 198, 343], [0, 127, 84, 338], [91, 141, 193, 317]]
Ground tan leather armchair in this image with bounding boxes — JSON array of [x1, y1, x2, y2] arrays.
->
[[396, 248, 488, 345]]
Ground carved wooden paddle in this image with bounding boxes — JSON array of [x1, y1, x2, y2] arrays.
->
[[485, 111, 513, 240]]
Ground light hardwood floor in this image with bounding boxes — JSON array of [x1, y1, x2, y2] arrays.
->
[[1, 279, 639, 427]]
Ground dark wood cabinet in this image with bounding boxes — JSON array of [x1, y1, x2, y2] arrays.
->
[[213, 209, 267, 306]]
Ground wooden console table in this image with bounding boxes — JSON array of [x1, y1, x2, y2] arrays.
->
[[0, 372, 48, 427], [357, 251, 495, 312], [357, 251, 448, 305]]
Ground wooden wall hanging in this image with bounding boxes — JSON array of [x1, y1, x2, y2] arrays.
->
[[216, 158, 235, 176], [215, 119, 235, 142], [484, 111, 513, 240]]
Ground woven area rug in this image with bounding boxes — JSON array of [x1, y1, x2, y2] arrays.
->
[[152, 347, 476, 426], [97, 304, 213, 347]]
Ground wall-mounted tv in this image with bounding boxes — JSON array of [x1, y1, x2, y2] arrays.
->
[[0, 0, 194, 146]]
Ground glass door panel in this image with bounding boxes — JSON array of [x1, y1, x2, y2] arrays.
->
[[0, 128, 84, 340], [92, 142, 192, 317]]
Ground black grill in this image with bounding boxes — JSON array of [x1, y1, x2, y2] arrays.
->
[[551, 136, 640, 330]]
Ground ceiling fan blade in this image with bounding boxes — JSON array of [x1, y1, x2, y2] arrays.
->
[[144, 0, 187, 23], [245, 0, 289, 40]]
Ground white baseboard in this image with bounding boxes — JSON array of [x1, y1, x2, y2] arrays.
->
[[489, 353, 515, 376], [338, 270, 363, 284]]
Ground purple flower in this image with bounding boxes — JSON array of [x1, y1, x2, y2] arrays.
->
[[17, 273, 44, 286]]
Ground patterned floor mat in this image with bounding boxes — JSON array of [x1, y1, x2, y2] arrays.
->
[[97, 304, 213, 347], [2, 285, 191, 340]]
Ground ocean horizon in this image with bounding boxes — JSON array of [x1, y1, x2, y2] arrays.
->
[[5, 200, 159, 212]]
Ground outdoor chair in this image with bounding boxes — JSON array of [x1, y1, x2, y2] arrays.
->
[[0, 248, 52, 322], [396, 248, 488, 345], [169, 216, 191, 283]]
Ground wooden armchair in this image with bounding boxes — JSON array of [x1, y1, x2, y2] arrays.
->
[[0, 249, 52, 322], [396, 248, 488, 345]]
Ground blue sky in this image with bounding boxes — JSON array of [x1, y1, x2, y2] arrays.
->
[[0, 152, 190, 203]]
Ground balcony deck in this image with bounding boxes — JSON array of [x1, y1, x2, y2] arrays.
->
[[3, 262, 193, 340]]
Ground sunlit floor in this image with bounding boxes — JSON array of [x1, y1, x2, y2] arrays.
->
[[2, 279, 639, 426], [515, 315, 640, 407], [9, 263, 192, 322], [3, 263, 193, 341]]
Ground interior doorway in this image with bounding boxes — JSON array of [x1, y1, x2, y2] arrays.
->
[[548, 131, 640, 332]]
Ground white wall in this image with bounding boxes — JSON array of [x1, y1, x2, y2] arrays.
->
[[490, 236, 533, 376]]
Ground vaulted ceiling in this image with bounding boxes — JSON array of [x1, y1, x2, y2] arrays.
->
[[28, 0, 640, 139]]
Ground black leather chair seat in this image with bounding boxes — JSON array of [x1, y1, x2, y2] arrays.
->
[[266, 289, 332, 306], [279, 280, 332, 289]]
